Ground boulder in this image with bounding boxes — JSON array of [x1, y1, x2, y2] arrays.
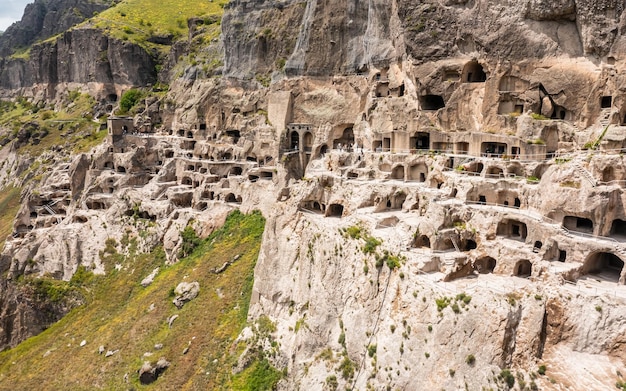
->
[[138, 357, 170, 385], [172, 281, 200, 309]]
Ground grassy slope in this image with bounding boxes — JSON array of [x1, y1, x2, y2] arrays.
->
[[91, 0, 227, 55], [0, 186, 21, 250], [0, 210, 273, 390], [0, 93, 106, 159]]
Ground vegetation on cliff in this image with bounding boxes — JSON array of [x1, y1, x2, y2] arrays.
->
[[0, 92, 105, 158], [0, 210, 278, 390], [91, 0, 227, 55], [0, 185, 21, 251]]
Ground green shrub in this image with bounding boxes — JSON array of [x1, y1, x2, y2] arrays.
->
[[325, 375, 338, 390], [538, 364, 546, 375], [465, 354, 475, 365], [177, 225, 201, 259], [339, 356, 355, 379], [345, 225, 362, 239], [69, 265, 94, 287], [436, 297, 450, 311], [530, 113, 549, 120], [499, 369, 515, 388], [367, 344, 377, 357], [456, 293, 471, 304], [338, 331, 345, 346], [385, 254, 401, 270], [362, 236, 382, 254], [236, 358, 282, 391], [119, 89, 142, 113]]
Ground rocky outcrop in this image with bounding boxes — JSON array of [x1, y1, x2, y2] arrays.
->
[[1, 0, 626, 388], [223, 0, 625, 78], [172, 281, 200, 308], [138, 357, 170, 384], [0, 278, 78, 349], [0, 0, 113, 57], [0, 27, 157, 101]]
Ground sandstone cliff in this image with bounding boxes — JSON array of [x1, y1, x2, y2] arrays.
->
[[0, 0, 624, 389]]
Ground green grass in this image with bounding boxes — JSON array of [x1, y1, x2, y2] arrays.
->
[[0, 93, 105, 159], [230, 358, 283, 391], [0, 185, 22, 250], [0, 210, 273, 390], [91, 0, 228, 54]]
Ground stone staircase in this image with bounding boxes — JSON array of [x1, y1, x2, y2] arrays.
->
[[43, 204, 56, 215], [599, 108, 612, 127], [573, 162, 597, 187], [451, 236, 461, 252], [454, 156, 474, 169]]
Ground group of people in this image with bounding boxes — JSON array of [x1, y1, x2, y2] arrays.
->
[[336, 143, 365, 155]]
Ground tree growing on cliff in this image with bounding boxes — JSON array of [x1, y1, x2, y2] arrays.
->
[[119, 89, 142, 114]]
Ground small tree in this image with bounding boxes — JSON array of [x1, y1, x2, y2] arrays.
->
[[119, 89, 142, 114], [177, 225, 201, 259]]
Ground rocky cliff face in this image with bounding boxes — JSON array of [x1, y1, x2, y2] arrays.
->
[[0, 27, 157, 101], [0, 0, 113, 57], [222, 0, 625, 79], [0, 0, 626, 389]]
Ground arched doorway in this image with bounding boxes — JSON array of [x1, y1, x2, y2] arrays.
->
[[486, 166, 503, 177], [327, 204, 344, 217], [602, 166, 615, 182], [409, 163, 428, 182], [391, 165, 405, 180], [514, 260, 532, 277], [581, 252, 624, 283], [474, 256, 496, 274], [462, 61, 487, 83], [290, 131, 299, 150], [304, 132, 313, 151], [412, 235, 430, 248]]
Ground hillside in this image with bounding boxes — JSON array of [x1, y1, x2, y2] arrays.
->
[[0, 210, 274, 390], [0, 0, 625, 390]]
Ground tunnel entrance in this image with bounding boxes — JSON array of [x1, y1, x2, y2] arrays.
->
[[563, 216, 593, 234], [462, 61, 487, 83], [327, 203, 344, 217], [514, 259, 532, 277], [411, 132, 430, 150], [474, 256, 496, 274], [581, 252, 624, 283], [290, 131, 299, 150], [411, 234, 431, 249], [419, 95, 445, 110], [610, 219, 626, 239]]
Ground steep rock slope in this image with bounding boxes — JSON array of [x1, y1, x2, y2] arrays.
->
[[0, 0, 624, 389], [0, 28, 157, 101], [0, 0, 113, 57]]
